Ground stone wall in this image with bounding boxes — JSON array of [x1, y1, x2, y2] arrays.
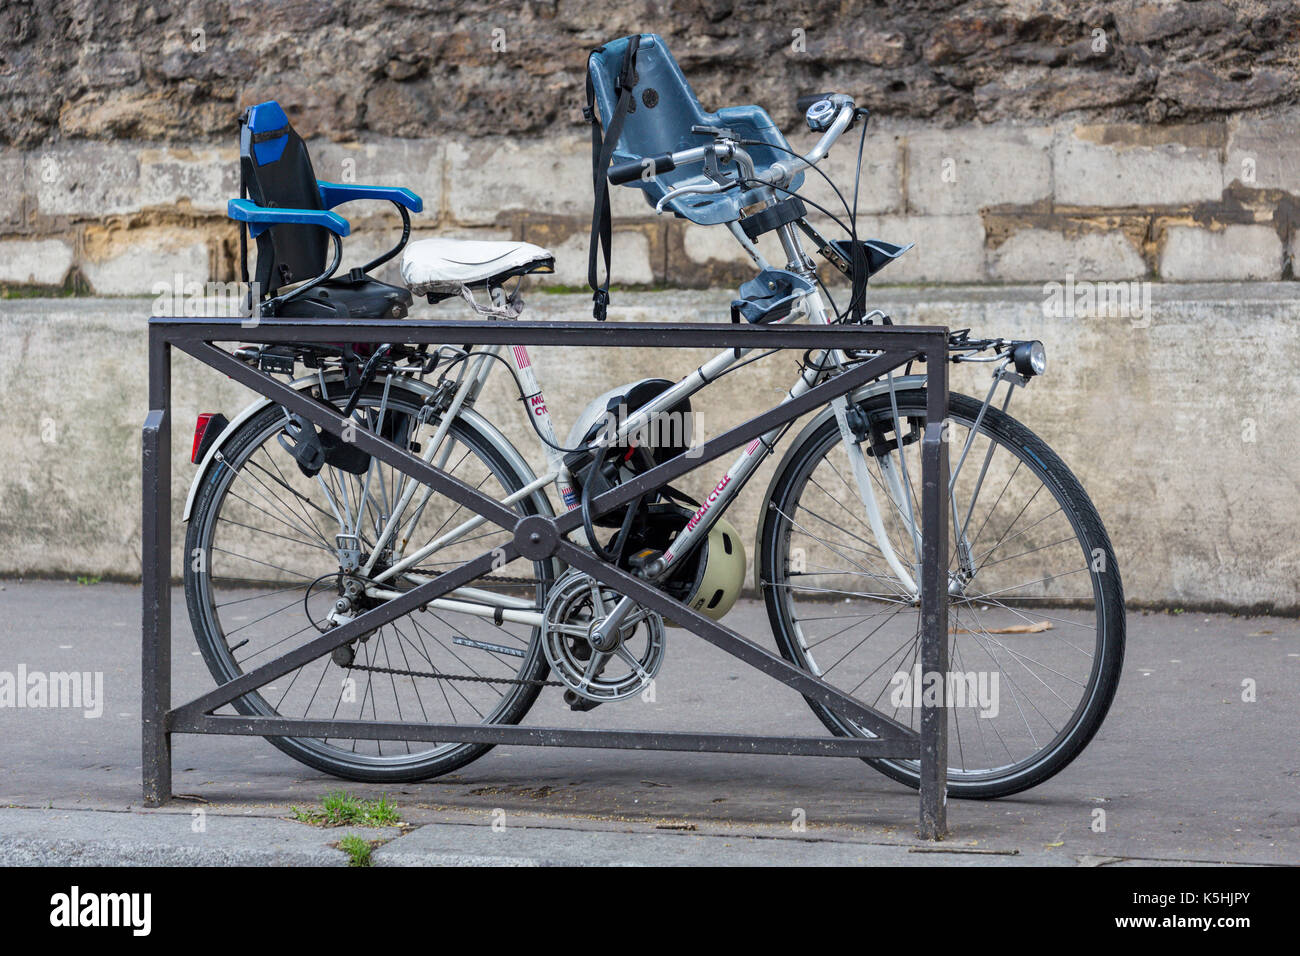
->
[[4, 286, 1299, 612], [3, 1, 1300, 292]]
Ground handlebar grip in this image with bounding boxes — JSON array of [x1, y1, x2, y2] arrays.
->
[[607, 153, 677, 185], [797, 93, 835, 113]]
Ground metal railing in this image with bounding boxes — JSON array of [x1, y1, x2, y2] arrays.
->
[[142, 315, 951, 839]]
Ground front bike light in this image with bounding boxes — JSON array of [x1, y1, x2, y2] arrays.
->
[[1013, 340, 1047, 377]]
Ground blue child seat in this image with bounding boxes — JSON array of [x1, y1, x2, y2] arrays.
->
[[229, 100, 423, 318], [587, 34, 804, 225]]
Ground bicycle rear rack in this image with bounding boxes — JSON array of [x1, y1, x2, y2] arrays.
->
[[142, 316, 951, 839]]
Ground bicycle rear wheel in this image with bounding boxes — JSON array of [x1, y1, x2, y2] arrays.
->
[[184, 381, 556, 782], [760, 389, 1124, 798]]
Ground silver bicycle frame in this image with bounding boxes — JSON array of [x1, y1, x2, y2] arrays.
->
[[348, 238, 930, 629]]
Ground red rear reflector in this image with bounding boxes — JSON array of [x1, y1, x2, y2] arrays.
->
[[192, 413, 218, 464]]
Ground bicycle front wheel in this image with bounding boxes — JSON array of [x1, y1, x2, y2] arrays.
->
[[760, 389, 1124, 798]]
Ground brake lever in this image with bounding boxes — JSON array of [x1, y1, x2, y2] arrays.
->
[[654, 181, 726, 214], [701, 146, 736, 188]]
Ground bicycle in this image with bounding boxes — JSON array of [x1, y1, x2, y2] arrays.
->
[[185, 35, 1124, 799]]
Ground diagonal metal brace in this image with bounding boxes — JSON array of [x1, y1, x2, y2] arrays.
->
[[170, 543, 518, 724], [174, 339, 921, 738]]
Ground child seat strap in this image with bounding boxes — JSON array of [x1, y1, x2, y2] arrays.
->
[[584, 36, 640, 322]]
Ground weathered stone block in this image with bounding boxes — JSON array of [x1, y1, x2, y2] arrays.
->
[[137, 147, 234, 213], [1156, 64, 1294, 115], [74, 48, 143, 90], [1224, 109, 1300, 193], [682, 223, 737, 266], [1054, 125, 1224, 207], [1160, 224, 1283, 281], [908, 125, 1052, 215], [973, 67, 1156, 122], [989, 228, 1147, 281], [29, 143, 141, 218], [446, 136, 589, 225], [80, 226, 212, 295], [0, 153, 24, 227], [0, 239, 75, 286], [1113, 2, 1235, 44]]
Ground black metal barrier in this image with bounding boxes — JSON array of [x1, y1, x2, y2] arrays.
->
[[143, 316, 951, 839]]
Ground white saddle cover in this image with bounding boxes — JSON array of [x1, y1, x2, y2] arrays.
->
[[401, 238, 554, 295]]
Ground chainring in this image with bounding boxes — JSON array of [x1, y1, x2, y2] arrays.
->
[[542, 569, 665, 702]]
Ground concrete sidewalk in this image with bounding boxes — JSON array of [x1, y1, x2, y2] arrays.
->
[[0, 805, 1098, 867], [0, 581, 1296, 866]]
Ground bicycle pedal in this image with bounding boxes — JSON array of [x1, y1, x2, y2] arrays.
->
[[563, 689, 602, 712], [627, 548, 664, 576]]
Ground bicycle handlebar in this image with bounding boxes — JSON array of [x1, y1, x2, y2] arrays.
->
[[770, 95, 858, 182], [607, 152, 677, 185], [796, 92, 836, 113]]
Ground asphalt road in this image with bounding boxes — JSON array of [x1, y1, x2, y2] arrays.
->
[[0, 580, 1296, 865]]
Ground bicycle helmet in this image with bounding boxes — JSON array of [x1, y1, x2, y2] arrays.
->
[[668, 517, 746, 624], [566, 378, 692, 467], [565, 378, 694, 528]]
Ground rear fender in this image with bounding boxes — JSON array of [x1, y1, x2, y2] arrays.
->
[[182, 373, 551, 522]]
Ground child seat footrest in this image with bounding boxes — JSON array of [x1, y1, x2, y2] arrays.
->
[[731, 268, 815, 324], [822, 238, 914, 279]]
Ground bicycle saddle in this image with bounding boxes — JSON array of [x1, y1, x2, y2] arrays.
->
[[401, 238, 555, 297]]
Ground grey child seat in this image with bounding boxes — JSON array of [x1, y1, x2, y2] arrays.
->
[[586, 33, 804, 226], [583, 33, 806, 319]]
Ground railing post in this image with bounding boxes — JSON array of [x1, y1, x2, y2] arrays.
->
[[142, 326, 172, 806], [918, 337, 950, 840]]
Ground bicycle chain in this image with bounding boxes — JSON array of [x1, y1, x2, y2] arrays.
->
[[409, 571, 539, 587]]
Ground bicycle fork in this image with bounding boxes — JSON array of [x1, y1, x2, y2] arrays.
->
[[828, 366, 1021, 604], [830, 394, 921, 600]]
